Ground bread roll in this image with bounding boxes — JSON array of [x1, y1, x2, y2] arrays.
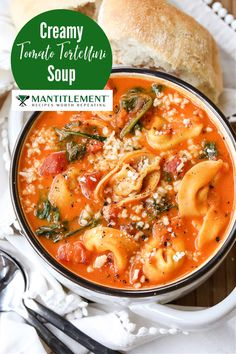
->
[[98, 0, 223, 103], [10, 0, 102, 31]]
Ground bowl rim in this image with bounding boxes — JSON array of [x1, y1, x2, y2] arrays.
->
[[10, 67, 236, 298]]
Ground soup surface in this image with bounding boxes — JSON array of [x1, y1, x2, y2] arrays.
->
[[18, 76, 235, 289]]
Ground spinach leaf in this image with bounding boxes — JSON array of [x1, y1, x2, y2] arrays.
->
[[36, 200, 60, 223], [36, 218, 101, 243], [121, 96, 138, 112], [199, 141, 218, 160], [163, 171, 173, 183], [64, 218, 101, 239], [120, 93, 153, 138], [55, 128, 106, 142], [36, 200, 51, 220], [152, 84, 164, 95], [66, 141, 86, 162], [133, 122, 143, 132], [52, 208, 60, 223], [127, 87, 145, 95], [36, 223, 68, 242], [153, 197, 176, 216]]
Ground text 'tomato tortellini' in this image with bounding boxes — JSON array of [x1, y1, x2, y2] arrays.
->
[[18, 75, 235, 289]]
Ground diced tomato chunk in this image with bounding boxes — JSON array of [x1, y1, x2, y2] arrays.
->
[[86, 140, 104, 154], [116, 108, 128, 128], [163, 156, 189, 178], [79, 171, 102, 199], [57, 241, 89, 264], [39, 151, 68, 176], [162, 128, 173, 136], [102, 204, 121, 226], [152, 222, 167, 246], [163, 156, 182, 174], [104, 79, 114, 91]]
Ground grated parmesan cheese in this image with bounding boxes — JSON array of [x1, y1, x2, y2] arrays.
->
[[93, 255, 107, 269], [162, 216, 169, 226], [173, 251, 185, 262]]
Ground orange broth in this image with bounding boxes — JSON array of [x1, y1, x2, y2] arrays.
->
[[18, 76, 235, 289]]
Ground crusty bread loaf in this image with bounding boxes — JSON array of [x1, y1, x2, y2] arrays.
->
[[10, 0, 102, 30], [98, 0, 223, 103]]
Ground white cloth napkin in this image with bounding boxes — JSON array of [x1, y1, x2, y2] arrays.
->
[[0, 0, 236, 353], [0, 0, 14, 94]]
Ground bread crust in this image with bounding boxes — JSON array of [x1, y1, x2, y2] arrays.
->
[[10, 0, 100, 30], [98, 0, 223, 102]]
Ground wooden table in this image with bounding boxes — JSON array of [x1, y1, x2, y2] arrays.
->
[[221, 0, 236, 15], [0, 1, 235, 308]]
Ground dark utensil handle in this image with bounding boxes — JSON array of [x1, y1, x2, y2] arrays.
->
[[24, 298, 121, 354], [24, 309, 74, 354]]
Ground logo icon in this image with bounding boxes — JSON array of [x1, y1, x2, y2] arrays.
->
[[16, 95, 30, 107]]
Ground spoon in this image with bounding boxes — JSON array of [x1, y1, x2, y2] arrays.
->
[[0, 249, 75, 354], [0, 249, 121, 354]]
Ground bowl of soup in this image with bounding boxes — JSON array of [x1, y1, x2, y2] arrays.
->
[[10, 68, 236, 304]]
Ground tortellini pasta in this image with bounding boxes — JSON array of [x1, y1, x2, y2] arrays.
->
[[196, 205, 227, 249], [142, 238, 186, 282], [48, 167, 80, 219], [146, 116, 203, 151], [48, 174, 74, 219], [178, 160, 223, 217], [94, 150, 161, 206], [83, 226, 138, 273]]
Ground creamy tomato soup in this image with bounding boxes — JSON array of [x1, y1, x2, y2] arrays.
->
[[18, 76, 235, 289]]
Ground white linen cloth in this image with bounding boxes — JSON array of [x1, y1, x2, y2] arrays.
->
[[0, 0, 236, 353]]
